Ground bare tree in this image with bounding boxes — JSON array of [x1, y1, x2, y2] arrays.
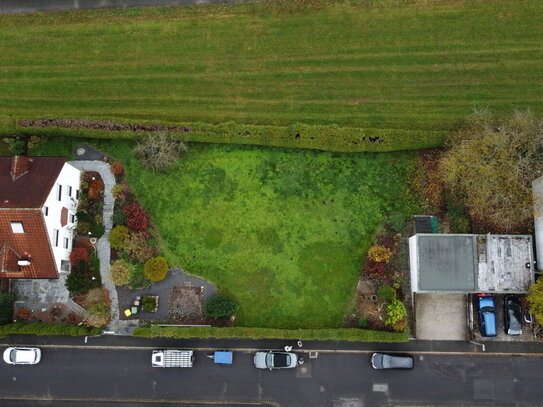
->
[[440, 109, 543, 233], [133, 133, 188, 172]]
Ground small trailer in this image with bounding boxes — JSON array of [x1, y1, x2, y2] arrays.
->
[[152, 350, 194, 368], [207, 351, 233, 365]]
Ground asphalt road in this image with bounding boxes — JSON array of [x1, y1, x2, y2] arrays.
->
[[1, 346, 542, 407]]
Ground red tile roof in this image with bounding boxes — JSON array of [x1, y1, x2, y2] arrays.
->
[[0, 156, 66, 208], [0, 208, 58, 279]]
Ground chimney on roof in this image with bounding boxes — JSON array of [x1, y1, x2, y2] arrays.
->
[[10, 155, 32, 181]]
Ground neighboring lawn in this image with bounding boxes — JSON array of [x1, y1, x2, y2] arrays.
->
[[0, 0, 541, 132], [33, 138, 420, 328]]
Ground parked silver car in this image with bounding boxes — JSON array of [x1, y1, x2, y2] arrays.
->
[[3, 347, 41, 365], [254, 351, 298, 369], [371, 353, 413, 370]]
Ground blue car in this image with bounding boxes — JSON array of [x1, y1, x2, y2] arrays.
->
[[477, 294, 497, 337]]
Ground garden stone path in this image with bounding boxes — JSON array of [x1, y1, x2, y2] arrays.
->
[[69, 160, 119, 332]]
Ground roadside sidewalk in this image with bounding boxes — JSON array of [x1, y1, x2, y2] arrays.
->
[[0, 0, 254, 15], [2, 334, 543, 355]]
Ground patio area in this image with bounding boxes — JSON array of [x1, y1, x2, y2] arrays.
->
[[116, 267, 217, 323]]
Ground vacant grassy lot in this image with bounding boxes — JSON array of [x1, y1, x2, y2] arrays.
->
[[1, 0, 542, 133], [33, 138, 420, 328]]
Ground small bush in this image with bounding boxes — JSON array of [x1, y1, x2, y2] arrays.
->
[[123, 231, 157, 263], [110, 260, 133, 286], [112, 208, 127, 226], [123, 204, 150, 230], [367, 245, 393, 263], [76, 210, 92, 223], [144, 256, 169, 282], [90, 223, 105, 239], [84, 314, 109, 328], [142, 296, 158, 312], [65, 268, 91, 295], [390, 318, 408, 331], [204, 295, 239, 319], [0, 292, 16, 325], [129, 263, 152, 290], [76, 221, 91, 235], [134, 133, 188, 172], [358, 318, 369, 329], [3, 136, 25, 155], [109, 225, 130, 250], [112, 183, 130, 201], [17, 307, 30, 320], [364, 259, 386, 277], [88, 179, 105, 199], [385, 299, 407, 328], [110, 161, 124, 175], [69, 247, 89, 266], [377, 286, 397, 302], [88, 302, 109, 316]]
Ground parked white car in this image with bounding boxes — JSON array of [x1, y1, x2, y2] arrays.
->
[[254, 351, 297, 369], [3, 347, 41, 365]]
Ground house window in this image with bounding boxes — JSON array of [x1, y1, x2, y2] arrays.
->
[[75, 189, 79, 199], [60, 260, 71, 272], [44, 207, 49, 216], [67, 186, 73, 197], [70, 214, 75, 223], [57, 184, 62, 201], [10, 222, 24, 233], [53, 229, 59, 247], [63, 237, 69, 249]]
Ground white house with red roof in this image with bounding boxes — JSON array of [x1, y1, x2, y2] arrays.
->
[[0, 156, 81, 281]]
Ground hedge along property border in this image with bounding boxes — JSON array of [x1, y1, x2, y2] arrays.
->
[[16, 117, 447, 153], [133, 326, 409, 342], [0, 322, 100, 338]]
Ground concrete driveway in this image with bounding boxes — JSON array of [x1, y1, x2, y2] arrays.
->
[[415, 293, 468, 340]]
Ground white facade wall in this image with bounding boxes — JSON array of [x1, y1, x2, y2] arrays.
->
[[42, 162, 81, 274], [408, 235, 419, 293], [533, 176, 543, 271]]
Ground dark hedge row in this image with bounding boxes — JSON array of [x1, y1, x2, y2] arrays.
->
[[133, 326, 409, 342], [17, 117, 446, 152], [0, 322, 100, 338]]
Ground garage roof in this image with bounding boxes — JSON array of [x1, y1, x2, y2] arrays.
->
[[410, 234, 534, 293]]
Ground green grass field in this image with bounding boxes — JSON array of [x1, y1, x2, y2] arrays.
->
[[1, 0, 542, 132], [33, 138, 420, 328]]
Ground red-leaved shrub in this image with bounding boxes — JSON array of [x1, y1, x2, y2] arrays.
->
[[364, 259, 386, 277], [110, 162, 124, 175], [88, 179, 105, 199], [123, 204, 149, 230], [69, 247, 89, 266]]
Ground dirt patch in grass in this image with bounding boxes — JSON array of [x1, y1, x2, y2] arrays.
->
[[168, 286, 204, 323]]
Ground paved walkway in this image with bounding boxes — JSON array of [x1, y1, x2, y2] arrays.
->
[[0, 0, 255, 15], [3, 334, 543, 356], [69, 160, 119, 332]]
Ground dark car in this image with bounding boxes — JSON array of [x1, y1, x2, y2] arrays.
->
[[504, 295, 522, 336], [477, 294, 497, 337], [370, 353, 413, 370]]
